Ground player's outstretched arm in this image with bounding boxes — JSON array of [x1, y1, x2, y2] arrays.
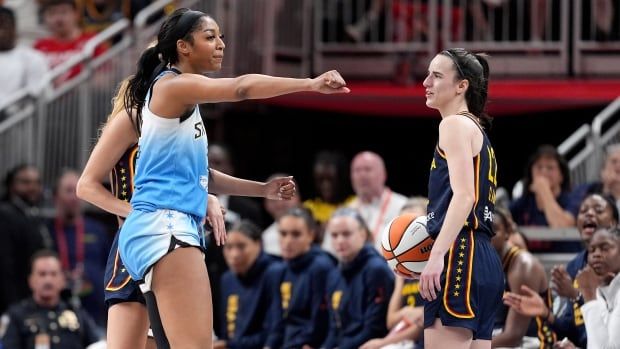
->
[[164, 70, 350, 105]]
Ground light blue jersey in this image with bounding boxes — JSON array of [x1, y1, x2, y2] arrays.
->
[[119, 70, 209, 280], [131, 70, 209, 220]]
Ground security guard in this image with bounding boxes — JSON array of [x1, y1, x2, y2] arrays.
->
[[1, 250, 100, 349]]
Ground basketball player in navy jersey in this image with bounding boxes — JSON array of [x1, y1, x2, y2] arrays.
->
[[420, 48, 504, 349], [115, 8, 348, 348]]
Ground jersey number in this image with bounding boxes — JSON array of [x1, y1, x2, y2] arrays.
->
[[486, 146, 498, 186]]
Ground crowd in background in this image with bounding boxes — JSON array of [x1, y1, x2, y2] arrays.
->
[[0, 141, 619, 348]]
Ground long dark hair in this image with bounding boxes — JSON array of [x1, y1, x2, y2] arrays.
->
[[523, 144, 571, 193], [229, 220, 262, 242], [124, 8, 208, 135], [440, 48, 492, 129]]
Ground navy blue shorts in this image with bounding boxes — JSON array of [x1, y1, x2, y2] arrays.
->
[[424, 229, 504, 340], [104, 230, 145, 307]]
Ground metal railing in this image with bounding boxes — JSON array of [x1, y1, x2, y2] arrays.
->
[[573, 0, 620, 75], [2, 0, 620, 188], [591, 97, 620, 170], [0, 0, 228, 186], [314, 0, 438, 78], [0, 19, 133, 186], [557, 124, 595, 187], [442, 0, 570, 76]]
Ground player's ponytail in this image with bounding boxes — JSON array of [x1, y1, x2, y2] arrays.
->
[[472, 53, 491, 129], [124, 46, 163, 135]]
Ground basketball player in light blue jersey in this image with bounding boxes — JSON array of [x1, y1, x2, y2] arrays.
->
[[119, 8, 349, 349], [78, 74, 297, 349]]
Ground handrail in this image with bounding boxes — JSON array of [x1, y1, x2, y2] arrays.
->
[[134, 0, 174, 29], [84, 18, 131, 56], [558, 124, 591, 156], [0, 88, 30, 112], [46, 19, 131, 82], [520, 227, 580, 241], [592, 97, 620, 138]]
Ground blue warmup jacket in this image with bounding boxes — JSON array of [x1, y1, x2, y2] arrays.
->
[[272, 245, 335, 349], [322, 244, 395, 349], [219, 253, 283, 349]]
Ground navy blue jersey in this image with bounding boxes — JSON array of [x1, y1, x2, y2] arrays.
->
[[401, 279, 425, 347], [494, 246, 555, 348], [322, 244, 394, 349], [219, 253, 282, 349], [274, 245, 335, 349], [401, 279, 424, 309], [427, 113, 497, 239], [110, 143, 138, 217]]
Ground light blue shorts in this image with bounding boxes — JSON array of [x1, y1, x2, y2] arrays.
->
[[118, 208, 204, 281]]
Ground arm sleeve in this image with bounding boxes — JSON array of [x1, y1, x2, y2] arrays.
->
[[217, 277, 228, 341], [340, 265, 394, 349], [320, 275, 337, 349], [581, 297, 620, 349], [298, 263, 331, 348], [263, 267, 284, 349]]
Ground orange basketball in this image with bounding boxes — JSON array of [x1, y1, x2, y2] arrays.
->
[[381, 214, 434, 278]]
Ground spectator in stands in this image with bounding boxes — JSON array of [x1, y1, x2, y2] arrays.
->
[[359, 198, 427, 349], [1, 250, 101, 348], [321, 208, 394, 349], [590, 0, 617, 41], [3, 0, 46, 45], [504, 226, 620, 349], [0, 6, 49, 110], [263, 173, 301, 257], [491, 207, 555, 348], [503, 193, 618, 348], [34, 0, 106, 84], [77, 0, 128, 34], [546, 193, 618, 348], [271, 207, 334, 349], [575, 226, 620, 348], [510, 144, 580, 229], [215, 220, 283, 349], [304, 150, 353, 236], [0, 164, 52, 314], [47, 169, 111, 326], [347, 151, 407, 251], [573, 143, 620, 213]]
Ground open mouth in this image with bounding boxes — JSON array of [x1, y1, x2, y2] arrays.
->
[[591, 261, 606, 273], [581, 221, 598, 236]]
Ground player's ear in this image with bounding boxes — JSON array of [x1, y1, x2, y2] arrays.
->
[[457, 79, 469, 95]]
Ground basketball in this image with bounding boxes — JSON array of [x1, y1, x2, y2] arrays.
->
[[381, 214, 434, 278]]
